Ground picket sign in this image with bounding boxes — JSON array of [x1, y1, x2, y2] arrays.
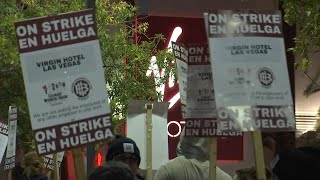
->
[[14, 8, 113, 180], [254, 2, 277, 180], [14, 7, 112, 157], [4, 106, 18, 180], [127, 100, 169, 171], [205, 7, 295, 179], [145, 103, 153, 180]]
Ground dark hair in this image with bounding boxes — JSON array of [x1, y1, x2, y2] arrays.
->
[[22, 151, 45, 176], [235, 167, 272, 180], [88, 161, 135, 180]]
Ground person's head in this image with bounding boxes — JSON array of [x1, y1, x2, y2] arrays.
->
[[106, 135, 141, 175], [233, 167, 256, 180], [233, 167, 277, 180], [89, 161, 135, 180], [21, 151, 44, 176], [176, 127, 211, 161], [296, 130, 320, 149]]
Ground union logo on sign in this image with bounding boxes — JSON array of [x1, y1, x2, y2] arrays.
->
[[72, 77, 92, 100], [257, 67, 274, 88]]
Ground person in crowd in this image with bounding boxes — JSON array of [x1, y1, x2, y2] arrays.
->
[[232, 167, 278, 180], [233, 167, 257, 180], [20, 151, 48, 180], [263, 131, 320, 180], [12, 162, 24, 180], [12, 141, 25, 180], [89, 160, 135, 180], [154, 128, 233, 180], [262, 134, 278, 172], [106, 135, 144, 180]]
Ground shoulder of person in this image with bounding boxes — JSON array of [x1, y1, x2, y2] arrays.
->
[[160, 156, 186, 167], [216, 167, 233, 180], [154, 163, 172, 180]]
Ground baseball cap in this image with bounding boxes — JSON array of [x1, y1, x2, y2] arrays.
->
[[106, 135, 141, 165]]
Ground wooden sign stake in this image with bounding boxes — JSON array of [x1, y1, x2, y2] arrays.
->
[[72, 148, 86, 180], [145, 103, 153, 180], [53, 153, 60, 180], [8, 170, 12, 180], [46, 171, 52, 179], [253, 130, 266, 180], [208, 137, 217, 180]]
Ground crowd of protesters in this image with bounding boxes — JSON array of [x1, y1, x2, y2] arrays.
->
[[88, 127, 320, 180], [92, 128, 320, 180], [231, 129, 320, 180], [7, 126, 320, 180]]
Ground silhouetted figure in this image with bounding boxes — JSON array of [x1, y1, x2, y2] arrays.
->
[[89, 161, 135, 180]]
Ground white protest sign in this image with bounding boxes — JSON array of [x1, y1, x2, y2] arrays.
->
[[186, 44, 219, 137], [4, 106, 18, 170], [15, 9, 113, 155], [177, 43, 242, 137], [127, 100, 169, 170], [0, 122, 8, 164], [185, 44, 213, 119], [43, 151, 64, 170], [206, 10, 295, 132], [171, 42, 188, 119]]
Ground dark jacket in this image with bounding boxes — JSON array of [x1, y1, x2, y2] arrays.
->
[[12, 163, 24, 180], [273, 146, 320, 180]]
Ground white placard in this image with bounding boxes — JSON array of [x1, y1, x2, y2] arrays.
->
[[4, 106, 18, 170], [206, 10, 295, 132], [174, 43, 242, 137], [15, 9, 113, 155], [43, 151, 64, 170], [185, 44, 214, 119], [0, 122, 8, 164], [127, 100, 169, 170], [185, 43, 225, 137], [172, 42, 188, 119]]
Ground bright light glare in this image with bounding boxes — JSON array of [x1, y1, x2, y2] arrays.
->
[[168, 93, 181, 109]]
